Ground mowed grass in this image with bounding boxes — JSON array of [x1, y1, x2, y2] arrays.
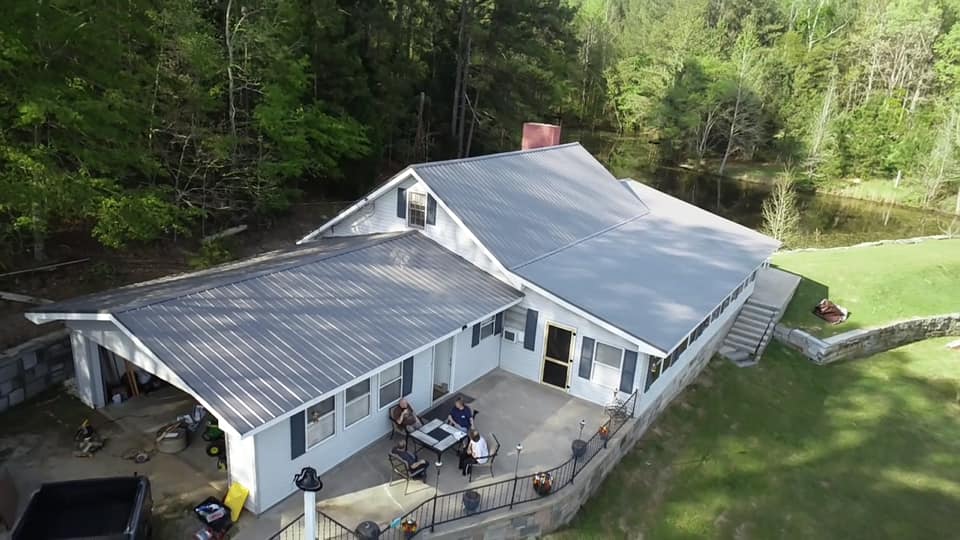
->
[[774, 239, 960, 337], [553, 339, 960, 540]]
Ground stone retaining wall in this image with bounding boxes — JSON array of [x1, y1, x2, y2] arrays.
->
[[0, 329, 73, 412], [779, 234, 953, 255], [774, 313, 960, 365], [428, 328, 721, 539]]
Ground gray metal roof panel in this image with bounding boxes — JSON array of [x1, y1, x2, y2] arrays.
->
[[79, 232, 520, 435], [413, 143, 646, 268], [32, 234, 395, 314], [512, 181, 780, 352]]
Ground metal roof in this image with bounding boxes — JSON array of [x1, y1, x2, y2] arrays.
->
[[512, 181, 780, 352], [413, 143, 647, 269], [34, 233, 521, 435]]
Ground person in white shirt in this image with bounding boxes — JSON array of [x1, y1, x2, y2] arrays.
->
[[459, 429, 489, 476]]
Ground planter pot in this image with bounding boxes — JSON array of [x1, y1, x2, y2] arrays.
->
[[532, 473, 552, 496], [356, 521, 381, 540], [462, 490, 481, 514], [571, 439, 587, 458]]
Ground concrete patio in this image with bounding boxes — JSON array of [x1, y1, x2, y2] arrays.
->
[[235, 369, 606, 539]]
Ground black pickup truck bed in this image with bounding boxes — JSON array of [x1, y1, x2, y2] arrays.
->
[[12, 476, 152, 540]]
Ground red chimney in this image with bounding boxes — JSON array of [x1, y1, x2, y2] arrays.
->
[[521, 122, 561, 150]]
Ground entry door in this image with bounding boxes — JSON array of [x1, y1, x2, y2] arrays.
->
[[541, 323, 575, 390], [433, 336, 454, 402]]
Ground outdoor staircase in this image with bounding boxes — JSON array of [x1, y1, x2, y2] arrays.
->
[[720, 299, 779, 367]]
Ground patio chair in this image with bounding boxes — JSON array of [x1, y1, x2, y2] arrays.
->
[[389, 454, 426, 495], [467, 433, 500, 481], [387, 404, 411, 441]]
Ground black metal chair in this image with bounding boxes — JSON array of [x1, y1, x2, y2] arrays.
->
[[467, 433, 500, 481], [389, 454, 426, 495]]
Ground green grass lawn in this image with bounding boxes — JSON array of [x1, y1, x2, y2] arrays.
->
[[774, 239, 960, 337], [553, 339, 960, 540]]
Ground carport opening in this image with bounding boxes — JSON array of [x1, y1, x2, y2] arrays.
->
[[96, 345, 227, 490]]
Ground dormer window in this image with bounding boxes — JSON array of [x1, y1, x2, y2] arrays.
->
[[407, 192, 427, 228], [396, 186, 436, 227]]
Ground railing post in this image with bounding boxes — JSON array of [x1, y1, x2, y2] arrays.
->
[[509, 476, 518, 509], [430, 460, 441, 532]]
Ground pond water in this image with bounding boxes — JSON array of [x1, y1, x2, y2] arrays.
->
[[576, 133, 954, 248]]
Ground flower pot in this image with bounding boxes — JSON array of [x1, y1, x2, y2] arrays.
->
[[532, 472, 553, 496], [571, 439, 587, 458], [462, 490, 481, 514]]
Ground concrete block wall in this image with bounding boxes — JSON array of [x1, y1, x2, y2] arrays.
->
[[0, 330, 73, 413], [775, 313, 960, 365]]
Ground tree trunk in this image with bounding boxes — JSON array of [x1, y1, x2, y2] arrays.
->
[[457, 33, 472, 158], [465, 89, 480, 157], [451, 0, 468, 138], [225, 0, 238, 162]]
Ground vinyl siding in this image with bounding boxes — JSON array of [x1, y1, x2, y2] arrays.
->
[[326, 177, 505, 279], [498, 289, 644, 406]]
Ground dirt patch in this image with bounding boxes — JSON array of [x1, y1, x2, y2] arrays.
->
[[0, 390, 224, 538]]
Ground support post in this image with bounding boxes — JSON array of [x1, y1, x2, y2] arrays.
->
[[431, 460, 442, 532], [294, 467, 323, 540], [509, 443, 522, 509]]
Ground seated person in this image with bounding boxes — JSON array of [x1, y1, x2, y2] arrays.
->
[[446, 396, 474, 432], [392, 439, 428, 478], [391, 398, 423, 432], [458, 429, 489, 476]]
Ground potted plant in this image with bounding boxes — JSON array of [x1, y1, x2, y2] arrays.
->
[[598, 424, 610, 448], [400, 517, 418, 538], [532, 472, 552, 496]]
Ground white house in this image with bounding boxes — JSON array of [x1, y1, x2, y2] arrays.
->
[[26, 141, 778, 515]]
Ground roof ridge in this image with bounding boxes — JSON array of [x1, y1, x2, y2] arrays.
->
[[117, 231, 414, 314], [411, 142, 582, 170], [510, 203, 651, 271]]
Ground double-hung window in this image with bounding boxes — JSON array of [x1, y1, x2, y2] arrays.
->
[[345, 379, 371, 427], [306, 396, 335, 447], [407, 192, 427, 228], [592, 342, 624, 389], [378, 363, 403, 409]]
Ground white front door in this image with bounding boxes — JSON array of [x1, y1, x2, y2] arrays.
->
[[433, 336, 454, 402]]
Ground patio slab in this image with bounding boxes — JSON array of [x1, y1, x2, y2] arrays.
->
[[238, 369, 606, 538]]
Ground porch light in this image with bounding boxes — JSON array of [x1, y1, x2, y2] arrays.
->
[[294, 467, 323, 540]]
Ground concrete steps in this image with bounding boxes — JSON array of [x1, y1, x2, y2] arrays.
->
[[720, 298, 778, 366]]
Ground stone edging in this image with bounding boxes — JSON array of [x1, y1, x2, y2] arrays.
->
[[778, 234, 953, 254], [774, 313, 960, 365]]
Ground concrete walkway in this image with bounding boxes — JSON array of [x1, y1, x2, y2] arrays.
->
[[234, 369, 604, 539]]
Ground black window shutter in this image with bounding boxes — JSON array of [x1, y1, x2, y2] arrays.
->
[[523, 309, 538, 351], [494, 312, 503, 335], [578, 337, 595, 379], [401, 357, 414, 396], [471, 323, 481, 347], [426, 194, 437, 225], [620, 350, 638, 393], [396, 187, 406, 218], [290, 411, 306, 459]]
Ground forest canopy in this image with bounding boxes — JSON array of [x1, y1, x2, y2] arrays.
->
[[1, 0, 958, 260]]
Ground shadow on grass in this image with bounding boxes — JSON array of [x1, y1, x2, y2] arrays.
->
[[773, 270, 869, 337], [553, 340, 960, 540]]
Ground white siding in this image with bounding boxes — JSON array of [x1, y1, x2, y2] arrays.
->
[[327, 178, 414, 236], [252, 341, 433, 512], [499, 289, 643, 406], [451, 322, 501, 390], [325, 178, 505, 279]]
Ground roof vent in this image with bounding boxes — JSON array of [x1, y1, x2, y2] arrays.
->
[[521, 123, 561, 150]]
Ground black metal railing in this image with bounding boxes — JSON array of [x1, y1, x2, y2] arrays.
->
[[270, 389, 638, 539], [267, 510, 355, 540], [753, 315, 775, 358]]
